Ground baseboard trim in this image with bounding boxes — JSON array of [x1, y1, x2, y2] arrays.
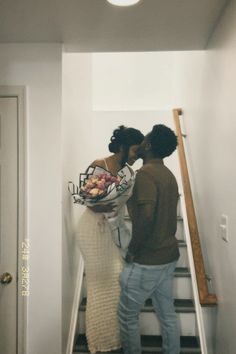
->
[[66, 255, 85, 354]]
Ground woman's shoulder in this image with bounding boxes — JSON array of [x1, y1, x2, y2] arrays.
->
[[89, 159, 106, 169]]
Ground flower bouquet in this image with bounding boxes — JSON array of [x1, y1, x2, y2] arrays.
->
[[68, 165, 134, 257]]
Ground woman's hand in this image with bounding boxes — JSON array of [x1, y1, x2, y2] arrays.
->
[[88, 203, 116, 213]]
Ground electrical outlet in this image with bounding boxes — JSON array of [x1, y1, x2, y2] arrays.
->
[[220, 214, 229, 242]]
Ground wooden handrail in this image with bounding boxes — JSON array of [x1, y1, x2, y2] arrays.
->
[[173, 108, 217, 306]]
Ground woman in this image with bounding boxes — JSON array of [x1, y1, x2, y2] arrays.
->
[[77, 125, 144, 353]]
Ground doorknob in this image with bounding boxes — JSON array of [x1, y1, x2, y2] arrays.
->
[[0, 272, 13, 284]]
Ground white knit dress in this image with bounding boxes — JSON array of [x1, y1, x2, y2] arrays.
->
[[77, 207, 123, 353]]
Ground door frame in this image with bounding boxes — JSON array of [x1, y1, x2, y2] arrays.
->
[[0, 86, 27, 354]]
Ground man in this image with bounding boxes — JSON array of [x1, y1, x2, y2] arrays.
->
[[118, 124, 180, 354]]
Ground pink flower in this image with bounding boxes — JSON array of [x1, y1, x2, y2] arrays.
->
[[80, 172, 120, 199]]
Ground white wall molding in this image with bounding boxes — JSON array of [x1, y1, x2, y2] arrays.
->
[[66, 256, 84, 354]]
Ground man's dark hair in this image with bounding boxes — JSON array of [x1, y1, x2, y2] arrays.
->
[[149, 124, 178, 158]]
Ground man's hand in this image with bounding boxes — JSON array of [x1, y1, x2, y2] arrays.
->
[[125, 251, 134, 263], [88, 203, 116, 213]]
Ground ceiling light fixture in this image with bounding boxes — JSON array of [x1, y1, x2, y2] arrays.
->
[[107, 0, 141, 7]]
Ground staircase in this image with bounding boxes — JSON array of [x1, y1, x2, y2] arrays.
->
[[70, 108, 217, 354], [73, 201, 202, 354]]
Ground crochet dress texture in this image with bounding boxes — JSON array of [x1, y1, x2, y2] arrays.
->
[[76, 158, 123, 353]]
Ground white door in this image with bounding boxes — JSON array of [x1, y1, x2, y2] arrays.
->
[[0, 97, 18, 354]]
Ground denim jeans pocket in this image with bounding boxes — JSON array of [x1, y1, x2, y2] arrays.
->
[[140, 268, 156, 292]]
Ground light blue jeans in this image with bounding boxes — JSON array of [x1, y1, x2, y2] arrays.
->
[[118, 261, 180, 354]]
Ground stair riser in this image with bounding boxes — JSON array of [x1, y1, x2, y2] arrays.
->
[[176, 221, 185, 240], [177, 200, 182, 218], [177, 246, 189, 267], [140, 312, 197, 336], [173, 277, 193, 299], [78, 311, 197, 336]]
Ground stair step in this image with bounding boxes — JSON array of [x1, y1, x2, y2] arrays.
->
[[176, 218, 185, 240], [78, 297, 197, 336], [82, 267, 193, 299], [178, 239, 187, 247], [177, 241, 189, 267], [73, 334, 201, 353], [175, 267, 191, 277], [144, 298, 195, 313], [79, 297, 195, 313], [173, 276, 193, 299], [82, 266, 191, 278], [123, 215, 183, 222]]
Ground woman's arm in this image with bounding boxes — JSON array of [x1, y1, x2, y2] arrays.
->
[[88, 203, 116, 213]]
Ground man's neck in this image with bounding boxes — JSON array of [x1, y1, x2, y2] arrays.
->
[[143, 155, 163, 165]]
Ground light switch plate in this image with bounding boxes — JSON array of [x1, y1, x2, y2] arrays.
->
[[220, 214, 229, 242]]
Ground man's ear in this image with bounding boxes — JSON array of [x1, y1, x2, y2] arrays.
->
[[145, 142, 151, 151]]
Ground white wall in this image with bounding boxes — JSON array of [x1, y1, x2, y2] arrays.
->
[[91, 48, 236, 353], [92, 48, 235, 353], [92, 51, 206, 186], [63, 13, 236, 351], [62, 53, 93, 354], [63, 50, 208, 351], [0, 44, 62, 354], [4, 16, 236, 354], [92, 52, 177, 111], [174, 2, 236, 353], [61, 52, 183, 354]]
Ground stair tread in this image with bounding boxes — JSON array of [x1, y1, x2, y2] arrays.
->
[[74, 334, 201, 353], [83, 267, 191, 278], [124, 215, 183, 222], [144, 298, 194, 312], [178, 239, 187, 247], [175, 267, 191, 277], [79, 297, 195, 313]]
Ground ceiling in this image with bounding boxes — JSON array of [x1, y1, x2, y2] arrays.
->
[[0, 0, 229, 52]]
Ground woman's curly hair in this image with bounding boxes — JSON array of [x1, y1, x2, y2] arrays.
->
[[108, 125, 144, 153]]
